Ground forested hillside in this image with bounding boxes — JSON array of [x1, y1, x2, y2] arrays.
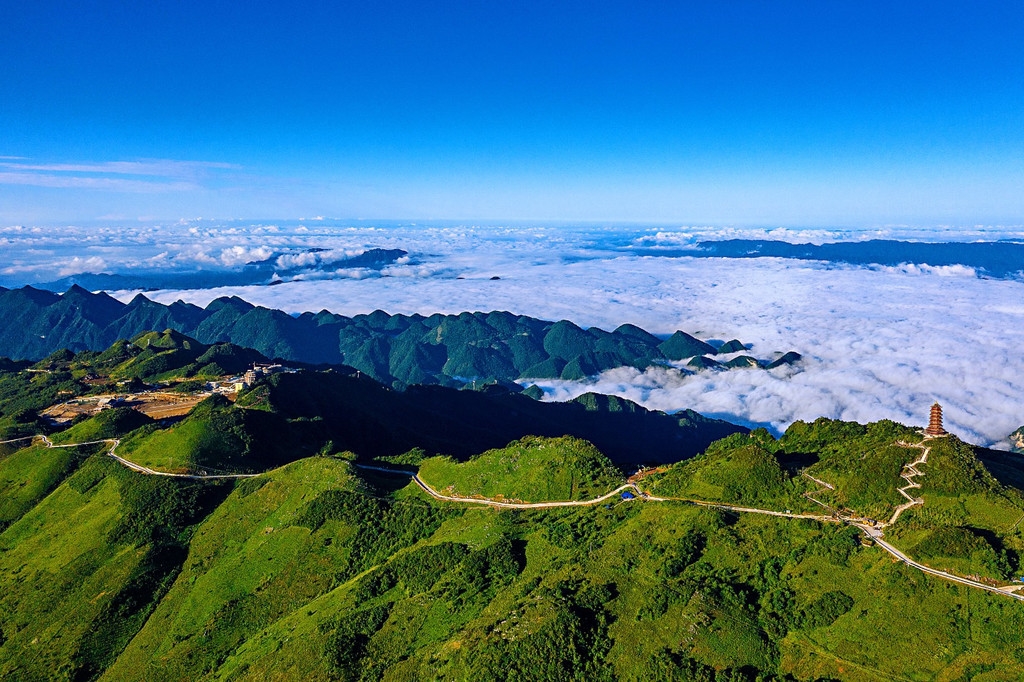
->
[[0, 286, 801, 388]]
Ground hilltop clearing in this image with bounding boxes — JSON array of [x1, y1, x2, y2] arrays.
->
[[418, 436, 625, 503], [643, 430, 818, 513]]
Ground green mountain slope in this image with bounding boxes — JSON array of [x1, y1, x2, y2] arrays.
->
[[232, 371, 745, 469], [0, 286, 801, 388], [0, 332, 276, 442], [782, 418, 923, 520], [0, 453, 232, 680], [1, 339, 746, 474], [882, 436, 1024, 582], [646, 419, 1024, 585], [115, 394, 296, 474], [419, 436, 625, 502], [644, 430, 817, 512], [2, 434, 1024, 681]]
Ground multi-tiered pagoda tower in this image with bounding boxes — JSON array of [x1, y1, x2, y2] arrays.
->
[[924, 402, 947, 436]]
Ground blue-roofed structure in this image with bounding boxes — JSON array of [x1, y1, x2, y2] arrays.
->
[[621, 491, 635, 500]]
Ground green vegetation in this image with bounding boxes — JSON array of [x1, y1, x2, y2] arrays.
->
[[647, 420, 1024, 584], [0, 286, 801, 388], [108, 330, 269, 381], [0, 328, 278, 440], [783, 418, 922, 520], [0, 363, 85, 438], [50, 406, 154, 444], [2, 416, 1024, 681], [0, 450, 231, 681], [883, 436, 1024, 582], [0, 441, 100, 532], [4, 341, 1024, 682], [117, 395, 295, 474], [645, 430, 817, 512], [234, 371, 745, 469], [1, 332, 746, 476], [419, 436, 625, 502]]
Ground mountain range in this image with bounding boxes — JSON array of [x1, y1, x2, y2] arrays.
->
[[3, 296, 1021, 680], [0, 330, 746, 469], [0, 285, 801, 389]]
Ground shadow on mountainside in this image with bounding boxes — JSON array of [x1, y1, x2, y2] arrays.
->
[[236, 371, 747, 470]]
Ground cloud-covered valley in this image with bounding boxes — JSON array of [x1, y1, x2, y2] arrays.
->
[[4, 221, 1023, 447], [135, 240, 1024, 448]]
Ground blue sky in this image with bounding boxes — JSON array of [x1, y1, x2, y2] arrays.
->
[[2, 1, 1023, 225]]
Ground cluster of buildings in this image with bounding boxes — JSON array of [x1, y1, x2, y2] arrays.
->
[[230, 363, 295, 391]]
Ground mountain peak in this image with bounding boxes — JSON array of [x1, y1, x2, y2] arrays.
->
[[659, 330, 717, 360], [206, 296, 255, 313], [64, 283, 92, 296], [126, 292, 154, 307]]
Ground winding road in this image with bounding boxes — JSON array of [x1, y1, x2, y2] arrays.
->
[[36, 434, 259, 480], [12, 431, 1024, 602], [356, 440, 1024, 603]]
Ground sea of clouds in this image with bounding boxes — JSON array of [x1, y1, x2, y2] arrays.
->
[[4, 220, 1023, 447]]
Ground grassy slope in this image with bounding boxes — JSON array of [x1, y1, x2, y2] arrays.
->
[[103, 457, 456, 682], [0, 442, 96, 530], [0, 457, 136, 680], [211, 499, 1024, 682], [49, 407, 154, 445], [783, 419, 922, 520], [643, 431, 818, 512], [0, 450, 233, 681], [3, 422, 1024, 680], [418, 435, 625, 503], [115, 396, 294, 474], [115, 417, 217, 473], [883, 436, 1024, 582], [102, 458, 353, 681]]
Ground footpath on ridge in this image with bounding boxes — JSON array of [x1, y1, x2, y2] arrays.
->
[[36, 434, 259, 480], [15, 430, 1024, 602]]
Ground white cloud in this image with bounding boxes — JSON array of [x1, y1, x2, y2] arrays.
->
[[218, 245, 273, 266], [57, 256, 108, 277], [870, 263, 978, 278], [273, 248, 364, 270], [0, 158, 239, 194], [631, 226, 865, 247], [0, 171, 196, 192], [6, 221, 1022, 447], [130, 252, 1024, 447]]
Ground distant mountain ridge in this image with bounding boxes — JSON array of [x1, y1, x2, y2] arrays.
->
[[35, 247, 409, 292], [0, 285, 801, 389], [636, 239, 1024, 279]]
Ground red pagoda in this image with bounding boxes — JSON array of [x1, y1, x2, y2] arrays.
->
[[924, 402, 947, 436]]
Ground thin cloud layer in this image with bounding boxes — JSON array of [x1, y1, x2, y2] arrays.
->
[[0, 159, 238, 193]]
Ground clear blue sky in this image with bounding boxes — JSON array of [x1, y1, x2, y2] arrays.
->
[[2, 1, 1022, 225]]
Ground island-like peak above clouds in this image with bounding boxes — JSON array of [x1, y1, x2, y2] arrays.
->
[[0, 286, 801, 390], [34, 247, 411, 293]]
